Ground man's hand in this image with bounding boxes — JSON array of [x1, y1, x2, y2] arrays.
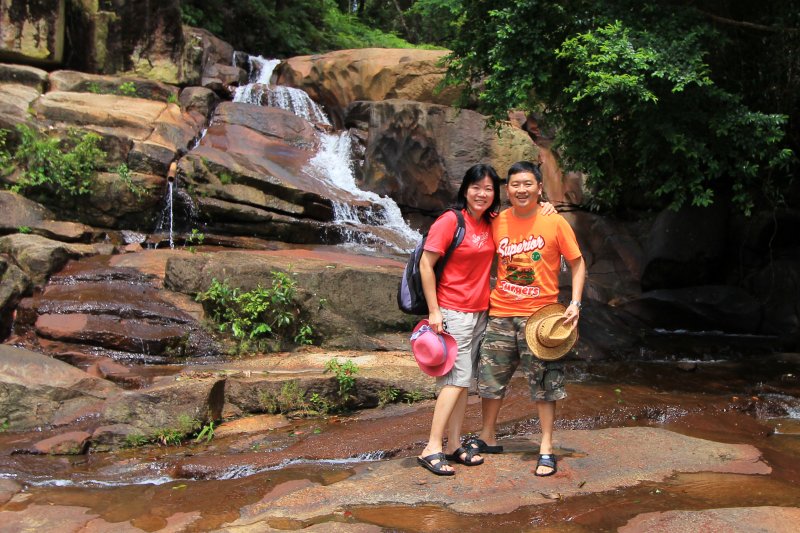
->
[[563, 303, 580, 329]]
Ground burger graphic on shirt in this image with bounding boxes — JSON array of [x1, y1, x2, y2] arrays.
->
[[506, 264, 535, 286]]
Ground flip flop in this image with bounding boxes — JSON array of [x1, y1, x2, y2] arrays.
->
[[417, 452, 455, 476], [535, 453, 557, 477], [465, 436, 503, 454], [445, 446, 484, 466]]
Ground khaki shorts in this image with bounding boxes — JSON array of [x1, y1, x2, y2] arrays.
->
[[437, 308, 488, 389], [478, 316, 567, 401]]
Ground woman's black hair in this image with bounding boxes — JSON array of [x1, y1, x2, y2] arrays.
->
[[453, 163, 502, 223]]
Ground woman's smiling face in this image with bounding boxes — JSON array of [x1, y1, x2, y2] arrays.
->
[[466, 175, 495, 217]]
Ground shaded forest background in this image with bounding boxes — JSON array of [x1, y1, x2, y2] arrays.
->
[[181, 0, 798, 217]]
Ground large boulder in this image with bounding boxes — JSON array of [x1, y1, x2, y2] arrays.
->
[[0, 345, 118, 431], [67, 0, 185, 83], [0, 191, 93, 242], [0, 62, 48, 90], [181, 26, 236, 88], [0, 233, 98, 285], [101, 377, 225, 437], [277, 48, 460, 127], [641, 203, 728, 291], [0, 254, 30, 339], [0, 0, 65, 65], [164, 248, 414, 349], [346, 99, 538, 218]]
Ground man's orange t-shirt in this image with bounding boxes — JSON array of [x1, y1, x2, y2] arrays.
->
[[489, 209, 582, 317]]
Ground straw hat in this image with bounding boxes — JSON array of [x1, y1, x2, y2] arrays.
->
[[409, 319, 458, 377], [525, 303, 578, 361]]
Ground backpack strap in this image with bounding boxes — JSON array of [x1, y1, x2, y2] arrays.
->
[[433, 208, 466, 279]]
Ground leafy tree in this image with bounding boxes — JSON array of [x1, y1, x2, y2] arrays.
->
[[180, 0, 422, 56], [444, 0, 798, 214]]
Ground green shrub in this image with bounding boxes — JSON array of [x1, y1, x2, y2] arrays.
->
[[185, 228, 205, 253], [377, 386, 400, 408], [118, 81, 137, 97], [196, 273, 314, 351], [2, 124, 105, 201], [17, 226, 32, 234], [324, 358, 358, 403], [115, 163, 146, 198]]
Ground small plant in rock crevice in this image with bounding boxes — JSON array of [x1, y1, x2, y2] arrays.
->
[[195, 273, 314, 352], [185, 228, 205, 253], [325, 358, 359, 405], [377, 386, 400, 408]]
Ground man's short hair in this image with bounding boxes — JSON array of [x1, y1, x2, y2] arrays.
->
[[507, 161, 542, 183]]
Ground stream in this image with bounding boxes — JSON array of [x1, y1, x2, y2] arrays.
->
[[2, 350, 798, 531]]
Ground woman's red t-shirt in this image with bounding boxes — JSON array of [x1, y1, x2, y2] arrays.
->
[[423, 209, 494, 313]]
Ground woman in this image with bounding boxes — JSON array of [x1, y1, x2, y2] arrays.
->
[[415, 164, 503, 475]]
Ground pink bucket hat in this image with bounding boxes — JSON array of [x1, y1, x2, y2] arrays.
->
[[409, 319, 458, 377]]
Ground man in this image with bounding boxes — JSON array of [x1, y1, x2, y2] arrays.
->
[[470, 161, 585, 476]]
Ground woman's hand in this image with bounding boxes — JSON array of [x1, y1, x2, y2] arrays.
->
[[539, 201, 557, 216], [428, 308, 444, 334]]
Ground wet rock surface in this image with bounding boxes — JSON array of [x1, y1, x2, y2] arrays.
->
[[619, 506, 800, 533]]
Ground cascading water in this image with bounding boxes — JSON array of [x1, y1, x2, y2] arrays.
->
[[153, 179, 198, 249], [233, 54, 420, 251]]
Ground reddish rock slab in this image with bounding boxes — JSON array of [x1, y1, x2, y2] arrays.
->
[[0, 504, 145, 533], [227, 427, 770, 524], [35, 313, 188, 355], [33, 430, 91, 455], [619, 506, 800, 533], [215, 414, 291, 438], [0, 478, 21, 505]]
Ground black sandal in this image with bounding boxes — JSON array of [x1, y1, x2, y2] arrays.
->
[[417, 452, 455, 476], [445, 446, 484, 466], [535, 454, 557, 477], [465, 436, 504, 454]]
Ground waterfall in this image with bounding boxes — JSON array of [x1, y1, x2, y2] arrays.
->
[[307, 132, 421, 248], [234, 54, 420, 250], [153, 180, 198, 249]]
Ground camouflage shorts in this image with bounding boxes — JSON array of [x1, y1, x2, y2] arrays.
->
[[478, 316, 567, 402]]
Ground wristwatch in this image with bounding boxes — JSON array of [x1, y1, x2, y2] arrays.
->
[[569, 300, 582, 309]]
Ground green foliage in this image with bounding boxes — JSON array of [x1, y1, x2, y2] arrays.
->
[[167, 93, 179, 105], [153, 427, 184, 446], [185, 228, 205, 253], [377, 385, 400, 408], [118, 82, 137, 97], [86, 82, 102, 94], [124, 433, 149, 448], [324, 358, 359, 402], [0, 418, 8, 432], [193, 421, 215, 443], [180, 0, 423, 56], [195, 274, 314, 352], [403, 389, 425, 404], [259, 381, 325, 416], [2, 124, 105, 201], [17, 226, 32, 234], [445, 0, 797, 214], [115, 163, 146, 198], [308, 392, 333, 415]]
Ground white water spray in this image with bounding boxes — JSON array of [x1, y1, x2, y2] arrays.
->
[[234, 54, 420, 250]]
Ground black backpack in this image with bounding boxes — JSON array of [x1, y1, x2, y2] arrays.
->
[[397, 209, 466, 315]]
